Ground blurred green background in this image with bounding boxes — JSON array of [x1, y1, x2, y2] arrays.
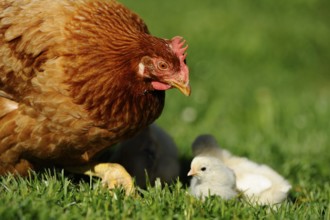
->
[[121, 0, 330, 183]]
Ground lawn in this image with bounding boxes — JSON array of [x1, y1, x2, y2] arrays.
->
[[1, 0, 329, 219]]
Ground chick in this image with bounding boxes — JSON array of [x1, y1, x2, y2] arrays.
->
[[188, 155, 238, 200], [110, 124, 180, 188], [192, 134, 291, 205]]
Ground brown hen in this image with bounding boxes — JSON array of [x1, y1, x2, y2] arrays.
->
[[0, 0, 190, 192]]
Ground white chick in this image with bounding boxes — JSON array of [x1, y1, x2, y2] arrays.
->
[[188, 155, 238, 200], [192, 134, 291, 205], [110, 124, 180, 188]]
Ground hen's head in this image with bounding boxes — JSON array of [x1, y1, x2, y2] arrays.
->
[[137, 36, 191, 96]]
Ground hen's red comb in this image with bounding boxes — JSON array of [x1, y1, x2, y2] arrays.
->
[[170, 36, 189, 85], [171, 36, 188, 62]]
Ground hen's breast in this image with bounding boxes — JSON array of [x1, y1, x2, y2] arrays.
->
[[82, 89, 165, 161], [89, 89, 165, 139]]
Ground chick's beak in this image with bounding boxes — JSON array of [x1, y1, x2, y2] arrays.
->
[[187, 168, 196, 176]]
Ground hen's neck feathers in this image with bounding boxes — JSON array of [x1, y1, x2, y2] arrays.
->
[[63, 0, 166, 128]]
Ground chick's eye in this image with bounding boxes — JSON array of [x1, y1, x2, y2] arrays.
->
[[157, 61, 169, 70], [201, 167, 206, 171]]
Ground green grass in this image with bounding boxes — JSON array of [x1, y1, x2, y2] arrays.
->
[[1, 0, 330, 219]]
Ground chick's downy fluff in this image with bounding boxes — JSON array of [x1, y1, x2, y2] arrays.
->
[[0, 0, 190, 175], [192, 135, 292, 205], [188, 156, 238, 200]]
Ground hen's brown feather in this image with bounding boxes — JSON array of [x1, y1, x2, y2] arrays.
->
[[0, 0, 185, 175]]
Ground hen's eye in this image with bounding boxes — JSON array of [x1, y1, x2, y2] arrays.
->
[[201, 167, 206, 171], [157, 61, 169, 70]]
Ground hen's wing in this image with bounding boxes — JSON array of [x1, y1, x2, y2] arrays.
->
[[0, 0, 104, 175]]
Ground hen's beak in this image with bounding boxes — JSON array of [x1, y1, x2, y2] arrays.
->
[[168, 80, 191, 96], [187, 168, 196, 176]]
